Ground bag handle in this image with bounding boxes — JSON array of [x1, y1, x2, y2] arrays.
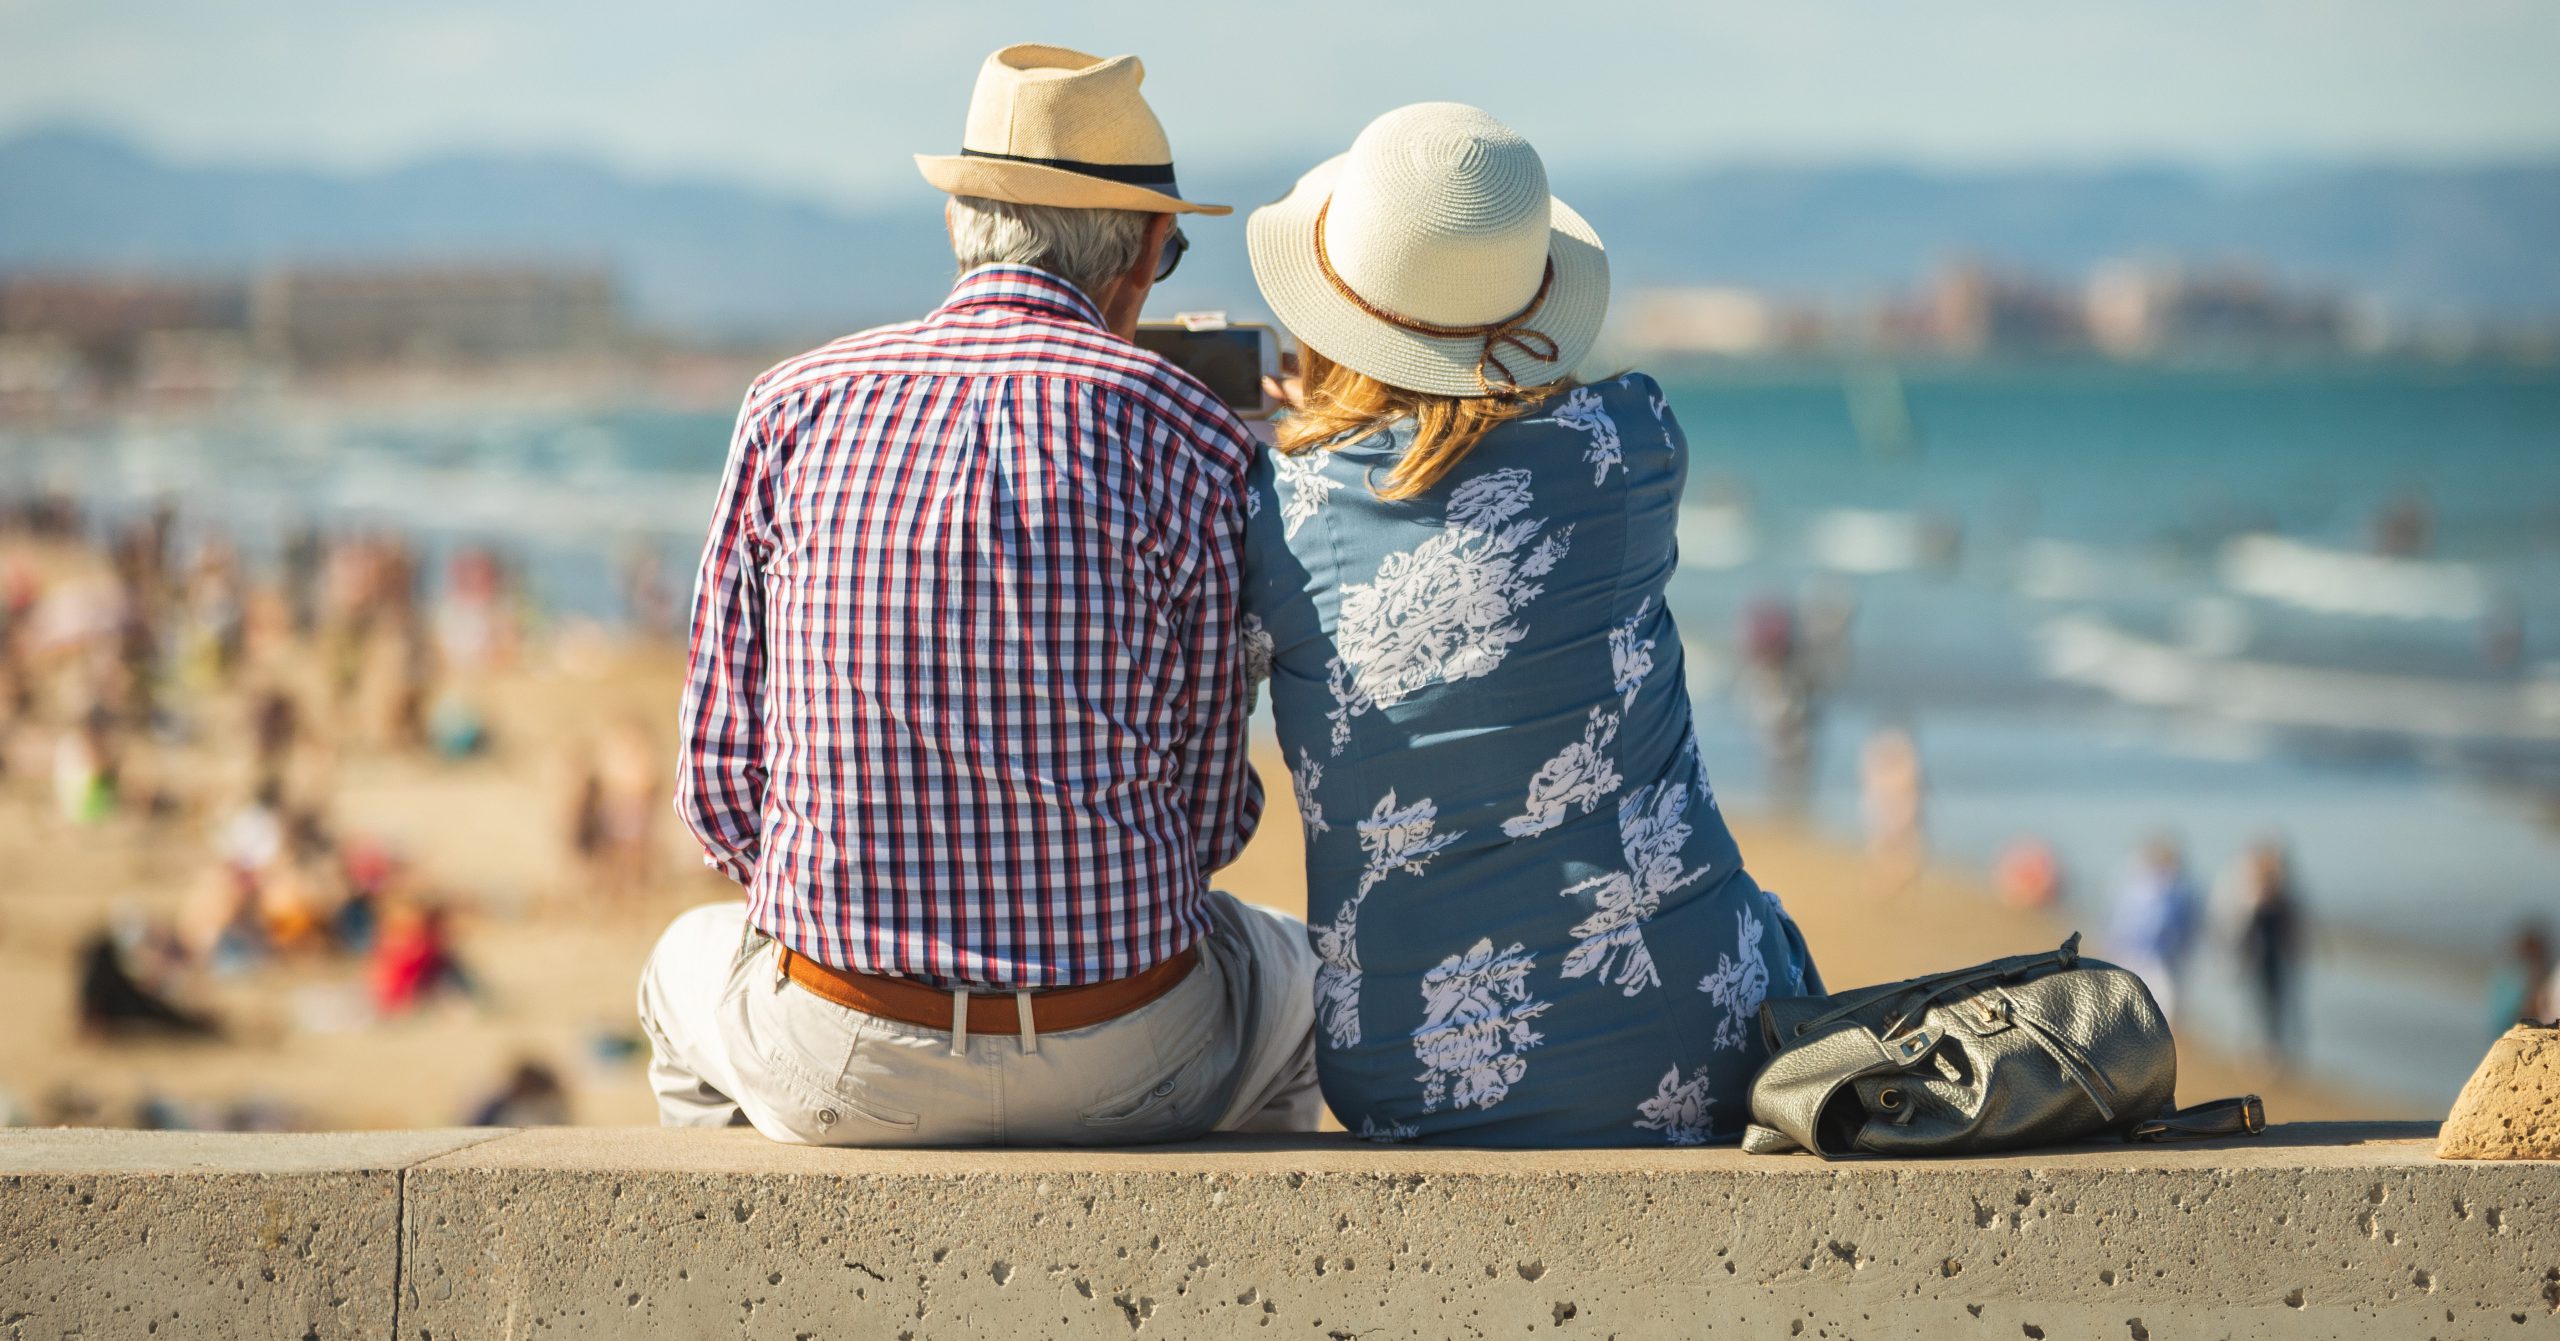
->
[[1785, 933, 2083, 1043], [2126, 1095, 2266, 1143]]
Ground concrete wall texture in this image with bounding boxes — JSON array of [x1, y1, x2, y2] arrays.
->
[[4, 1122, 2555, 1339]]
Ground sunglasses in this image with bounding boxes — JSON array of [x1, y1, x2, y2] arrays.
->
[[1154, 226, 1189, 283]]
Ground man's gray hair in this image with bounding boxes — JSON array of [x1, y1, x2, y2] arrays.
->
[[949, 196, 1154, 301]]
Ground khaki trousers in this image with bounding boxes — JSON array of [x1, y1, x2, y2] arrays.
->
[[636, 892, 1321, 1145]]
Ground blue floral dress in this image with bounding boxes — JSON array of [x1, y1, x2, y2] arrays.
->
[[1241, 372, 1822, 1146]]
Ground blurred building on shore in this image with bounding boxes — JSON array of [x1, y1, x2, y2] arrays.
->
[[2085, 262, 2350, 358], [1624, 287, 1818, 358], [249, 266, 617, 370], [1905, 261, 2089, 356], [1622, 257, 2381, 362], [0, 263, 627, 419], [0, 275, 256, 414]]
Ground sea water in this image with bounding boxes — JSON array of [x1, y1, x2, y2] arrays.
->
[[6, 359, 2555, 1110]]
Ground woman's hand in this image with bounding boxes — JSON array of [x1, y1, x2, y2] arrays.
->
[[1262, 349, 1305, 413]]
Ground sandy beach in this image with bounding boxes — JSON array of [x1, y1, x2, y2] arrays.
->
[[0, 547, 2396, 1132]]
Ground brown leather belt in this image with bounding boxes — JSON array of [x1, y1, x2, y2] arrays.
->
[[778, 945, 1199, 1035]]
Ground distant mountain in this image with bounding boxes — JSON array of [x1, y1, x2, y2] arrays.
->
[[0, 128, 951, 338], [3, 128, 2555, 337], [1575, 161, 2560, 323]]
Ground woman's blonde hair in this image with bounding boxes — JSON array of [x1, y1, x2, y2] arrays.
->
[[1274, 347, 1571, 501]]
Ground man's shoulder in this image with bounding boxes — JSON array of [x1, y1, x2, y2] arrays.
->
[[739, 319, 941, 410], [742, 314, 1253, 473]]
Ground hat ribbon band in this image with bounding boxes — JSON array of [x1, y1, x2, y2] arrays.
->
[[959, 148, 1178, 190], [1313, 196, 1560, 398]]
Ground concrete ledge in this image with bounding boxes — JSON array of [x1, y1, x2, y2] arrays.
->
[[7, 1123, 2557, 1339], [0, 1129, 500, 1340]]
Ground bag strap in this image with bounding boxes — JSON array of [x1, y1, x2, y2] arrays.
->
[[2125, 1095, 2266, 1143], [1786, 933, 2084, 1043]]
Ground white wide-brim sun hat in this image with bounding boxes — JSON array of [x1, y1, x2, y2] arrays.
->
[[1249, 102, 1607, 399]]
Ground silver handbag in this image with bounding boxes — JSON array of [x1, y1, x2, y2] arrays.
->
[[1742, 933, 2264, 1158]]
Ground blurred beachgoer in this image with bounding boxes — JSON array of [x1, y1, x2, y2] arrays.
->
[[644, 44, 1319, 1147], [318, 536, 376, 713], [565, 755, 609, 895], [174, 534, 246, 693], [257, 815, 342, 958], [2110, 835, 2202, 1021], [2370, 488, 2434, 558], [335, 838, 400, 953], [181, 867, 268, 976], [2216, 837, 2305, 1060], [250, 688, 299, 789], [376, 599, 435, 751], [595, 718, 659, 897], [617, 542, 673, 638], [0, 559, 38, 735], [435, 547, 514, 674], [2488, 923, 2555, 1034], [282, 523, 324, 635], [370, 902, 476, 1016], [1740, 599, 1817, 811], [1994, 837, 2065, 911], [107, 904, 191, 995], [76, 929, 218, 1039], [219, 779, 287, 877], [469, 1060, 571, 1127], [51, 710, 118, 823], [1860, 723, 1927, 895], [427, 688, 489, 759], [2479, 598, 2525, 675]]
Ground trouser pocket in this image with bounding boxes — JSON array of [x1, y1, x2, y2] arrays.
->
[[1074, 1026, 1221, 1141], [722, 945, 922, 1143]]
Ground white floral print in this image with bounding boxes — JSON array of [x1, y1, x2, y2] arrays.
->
[[1633, 1065, 1716, 1145], [1312, 900, 1366, 1051], [1331, 468, 1570, 729], [1290, 748, 1330, 839], [1684, 717, 1718, 810], [1271, 448, 1341, 540], [1413, 937, 1551, 1112], [1318, 790, 1466, 1049], [1355, 1115, 1420, 1143], [1322, 654, 1372, 756], [1553, 386, 1623, 485], [1697, 906, 1772, 1050], [1245, 487, 1261, 518], [1499, 706, 1622, 838], [1558, 782, 1716, 997], [1356, 788, 1464, 898], [1622, 372, 1673, 448], [1608, 599, 1657, 710], [1241, 612, 1274, 689]]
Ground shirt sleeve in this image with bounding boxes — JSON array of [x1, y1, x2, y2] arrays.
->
[[1175, 428, 1266, 877], [673, 387, 776, 885]]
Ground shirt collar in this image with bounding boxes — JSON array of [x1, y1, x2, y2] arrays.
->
[[939, 263, 1110, 330]]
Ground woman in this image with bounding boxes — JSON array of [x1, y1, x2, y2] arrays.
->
[[1240, 103, 1820, 1146]]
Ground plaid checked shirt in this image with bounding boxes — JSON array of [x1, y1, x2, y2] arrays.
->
[[676, 264, 1264, 988]]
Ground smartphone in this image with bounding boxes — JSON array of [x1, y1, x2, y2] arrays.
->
[[1134, 318, 1282, 420]]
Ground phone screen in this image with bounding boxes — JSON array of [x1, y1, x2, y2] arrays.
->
[[1133, 327, 1270, 415]]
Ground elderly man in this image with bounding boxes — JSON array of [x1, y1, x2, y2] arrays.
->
[[638, 44, 1318, 1145]]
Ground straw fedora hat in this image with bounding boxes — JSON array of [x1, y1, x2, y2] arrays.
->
[[1248, 103, 1606, 398], [916, 43, 1229, 217]]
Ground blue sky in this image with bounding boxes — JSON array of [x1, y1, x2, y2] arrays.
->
[[4, 0, 2556, 207]]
